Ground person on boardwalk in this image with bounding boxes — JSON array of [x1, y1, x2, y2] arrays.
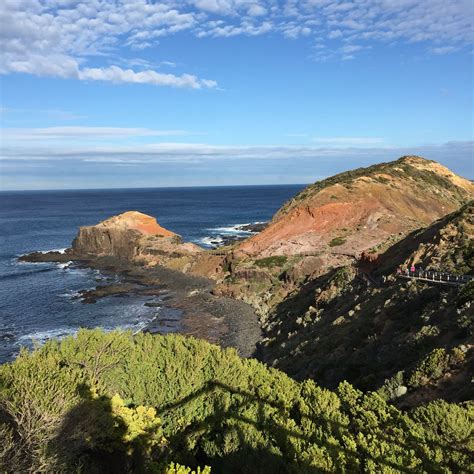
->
[[410, 264, 415, 273]]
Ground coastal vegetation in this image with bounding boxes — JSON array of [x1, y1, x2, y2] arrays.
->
[[1, 329, 472, 473], [328, 236, 346, 247], [10, 158, 474, 473], [254, 255, 288, 268], [255, 202, 474, 404]]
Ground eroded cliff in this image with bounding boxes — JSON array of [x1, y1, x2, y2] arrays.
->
[[72, 210, 202, 266]]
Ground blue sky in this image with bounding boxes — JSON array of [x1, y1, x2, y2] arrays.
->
[[0, 0, 473, 190]]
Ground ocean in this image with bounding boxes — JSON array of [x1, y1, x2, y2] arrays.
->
[[0, 184, 304, 363]]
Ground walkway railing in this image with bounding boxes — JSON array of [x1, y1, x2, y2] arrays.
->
[[397, 270, 473, 286]]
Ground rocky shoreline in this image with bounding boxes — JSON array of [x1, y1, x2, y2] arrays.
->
[[205, 222, 268, 247], [19, 251, 261, 358]]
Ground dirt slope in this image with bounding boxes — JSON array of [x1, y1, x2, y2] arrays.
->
[[237, 156, 473, 257]]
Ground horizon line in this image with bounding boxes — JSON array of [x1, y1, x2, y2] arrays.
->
[[0, 182, 310, 193]]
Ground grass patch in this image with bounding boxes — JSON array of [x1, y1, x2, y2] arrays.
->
[[254, 255, 288, 268], [329, 237, 346, 247]]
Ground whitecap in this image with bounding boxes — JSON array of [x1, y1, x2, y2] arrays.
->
[[196, 236, 225, 247], [38, 248, 68, 254], [208, 223, 252, 234], [17, 327, 78, 345], [58, 290, 82, 299], [207, 221, 266, 235]]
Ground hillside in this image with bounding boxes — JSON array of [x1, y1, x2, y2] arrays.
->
[[256, 202, 474, 407], [1, 330, 472, 473], [212, 155, 473, 325], [237, 156, 473, 258]]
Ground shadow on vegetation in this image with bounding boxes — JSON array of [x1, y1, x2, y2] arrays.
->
[[161, 380, 466, 473], [46, 381, 455, 474], [47, 383, 161, 473], [257, 247, 467, 396]]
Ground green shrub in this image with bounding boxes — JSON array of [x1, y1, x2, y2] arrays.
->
[[254, 255, 287, 268], [329, 237, 346, 247], [458, 280, 474, 307], [377, 371, 406, 401], [0, 329, 472, 473], [412, 400, 473, 471], [408, 348, 449, 388]]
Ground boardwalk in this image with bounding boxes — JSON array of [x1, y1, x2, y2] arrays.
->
[[398, 270, 473, 287], [202, 247, 473, 288]]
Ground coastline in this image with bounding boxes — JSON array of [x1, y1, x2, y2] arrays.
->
[[20, 252, 261, 358]]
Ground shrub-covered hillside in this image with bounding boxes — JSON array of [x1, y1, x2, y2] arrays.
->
[[256, 203, 474, 405], [1, 330, 472, 473]]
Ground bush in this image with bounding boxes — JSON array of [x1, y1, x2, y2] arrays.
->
[[377, 371, 406, 401], [0, 329, 472, 472], [412, 400, 473, 471], [408, 348, 449, 388], [329, 237, 346, 247], [254, 255, 287, 268], [458, 280, 474, 307]]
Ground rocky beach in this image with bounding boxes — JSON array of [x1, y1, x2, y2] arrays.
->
[[19, 212, 262, 358]]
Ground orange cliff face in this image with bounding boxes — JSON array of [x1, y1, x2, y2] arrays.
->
[[237, 156, 474, 258], [72, 211, 202, 264], [98, 211, 178, 237]]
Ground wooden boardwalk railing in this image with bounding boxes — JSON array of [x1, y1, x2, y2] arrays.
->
[[201, 248, 473, 288], [397, 271, 473, 287]]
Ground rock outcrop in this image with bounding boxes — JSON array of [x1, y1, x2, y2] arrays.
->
[[72, 211, 202, 266], [237, 156, 474, 258]]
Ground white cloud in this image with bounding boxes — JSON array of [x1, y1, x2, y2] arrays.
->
[[0, 107, 86, 121], [2, 140, 472, 166], [431, 46, 459, 55], [0, 0, 214, 88], [78, 66, 216, 89], [0, 0, 471, 86], [248, 4, 267, 17], [340, 44, 364, 54]]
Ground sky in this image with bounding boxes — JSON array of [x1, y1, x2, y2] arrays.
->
[[0, 0, 473, 191]]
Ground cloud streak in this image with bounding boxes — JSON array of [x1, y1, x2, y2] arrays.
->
[[2, 139, 472, 166], [1, 127, 199, 141]]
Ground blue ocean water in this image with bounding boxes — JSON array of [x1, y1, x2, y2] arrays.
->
[[0, 185, 304, 362]]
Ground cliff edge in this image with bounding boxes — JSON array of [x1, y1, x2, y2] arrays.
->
[[72, 211, 202, 265]]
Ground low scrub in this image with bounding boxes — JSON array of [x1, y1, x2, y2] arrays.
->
[[329, 237, 346, 247], [0, 329, 473, 473], [254, 255, 288, 268]]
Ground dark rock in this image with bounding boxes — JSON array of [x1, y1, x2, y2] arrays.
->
[[144, 301, 162, 307], [19, 250, 74, 263], [75, 283, 137, 304], [238, 222, 268, 233]]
